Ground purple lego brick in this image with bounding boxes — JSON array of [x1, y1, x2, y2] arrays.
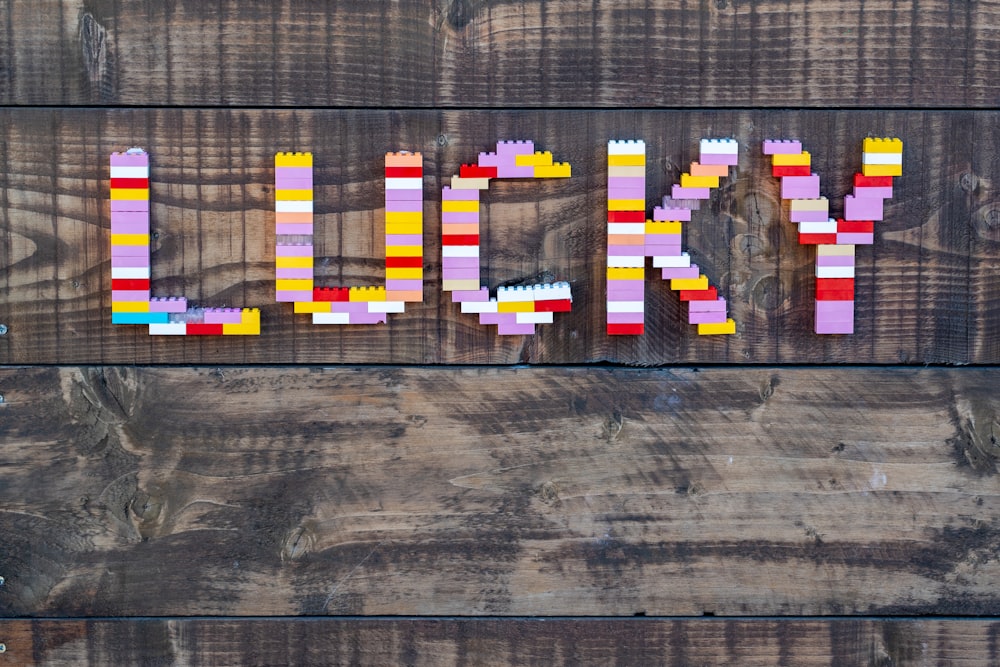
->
[[149, 297, 188, 313], [781, 175, 820, 199], [276, 223, 314, 235], [477, 153, 500, 167], [204, 309, 245, 324], [441, 256, 479, 269], [495, 141, 534, 157], [386, 188, 423, 201], [608, 244, 647, 256], [647, 247, 683, 259], [327, 301, 372, 314], [607, 311, 645, 324], [837, 232, 875, 245], [111, 255, 150, 267], [688, 310, 728, 324], [111, 245, 150, 258], [111, 200, 149, 212], [275, 166, 312, 180], [451, 287, 490, 302], [698, 153, 738, 166], [790, 208, 830, 222], [112, 290, 151, 302], [853, 185, 893, 199], [110, 151, 148, 167], [442, 212, 479, 224], [816, 254, 856, 267], [111, 210, 150, 226], [386, 279, 422, 291], [762, 140, 803, 155], [276, 290, 313, 302], [660, 265, 701, 280], [672, 185, 711, 199], [442, 267, 480, 280], [496, 165, 535, 178], [276, 244, 314, 257], [385, 233, 422, 246], [653, 206, 692, 221], [608, 177, 646, 189], [274, 176, 313, 190], [688, 298, 727, 313], [345, 312, 388, 325], [844, 195, 884, 221], [385, 199, 424, 213], [497, 322, 538, 336], [815, 319, 854, 334], [608, 187, 646, 200], [441, 186, 481, 201], [477, 311, 503, 325], [816, 300, 855, 321], [276, 268, 313, 279], [111, 219, 152, 235], [608, 288, 645, 302]]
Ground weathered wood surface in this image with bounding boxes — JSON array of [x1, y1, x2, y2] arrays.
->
[[2, 366, 999, 617], [3, 0, 1000, 109], [2, 108, 998, 365], [2, 618, 1000, 666]]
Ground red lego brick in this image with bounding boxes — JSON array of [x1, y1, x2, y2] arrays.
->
[[384, 166, 422, 178], [816, 278, 855, 300], [386, 256, 424, 268], [441, 234, 479, 246], [680, 286, 718, 301], [854, 174, 893, 187], [110, 178, 149, 189], [111, 279, 150, 291], [314, 287, 350, 302], [608, 323, 644, 335], [772, 165, 812, 177], [799, 233, 838, 245], [607, 210, 646, 223], [460, 164, 498, 179], [187, 323, 224, 335], [534, 299, 572, 312], [836, 219, 874, 233]]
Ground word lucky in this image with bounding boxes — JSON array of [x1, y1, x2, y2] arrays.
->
[[109, 137, 902, 337]]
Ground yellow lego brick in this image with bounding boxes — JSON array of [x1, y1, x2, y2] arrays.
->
[[680, 173, 720, 188], [442, 279, 481, 291], [385, 267, 423, 280], [608, 199, 646, 212], [862, 164, 902, 177], [817, 244, 856, 256], [276, 256, 313, 269], [645, 221, 683, 235], [275, 152, 313, 167], [385, 221, 423, 236], [442, 199, 480, 214], [222, 310, 261, 335], [515, 151, 553, 167], [275, 189, 313, 201], [862, 138, 903, 154], [698, 318, 736, 335], [276, 279, 313, 292], [349, 286, 386, 302], [385, 211, 422, 225], [294, 301, 333, 313], [386, 245, 422, 257], [110, 188, 149, 201], [111, 234, 149, 246], [497, 301, 535, 313], [772, 152, 811, 167], [671, 275, 709, 290], [607, 267, 645, 281], [608, 154, 645, 167], [111, 301, 150, 313], [607, 166, 645, 178], [533, 163, 571, 178]]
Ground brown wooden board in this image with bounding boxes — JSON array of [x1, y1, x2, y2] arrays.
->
[[3, 0, 1000, 109], [2, 366, 999, 617], [2, 617, 1000, 666], [1, 108, 997, 365]]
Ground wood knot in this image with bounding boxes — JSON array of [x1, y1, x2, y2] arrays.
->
[[78, 11, 115, 102], [446, 0, 477, 29]]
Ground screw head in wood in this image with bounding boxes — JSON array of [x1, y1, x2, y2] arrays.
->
[[0, 324, 7, 335]]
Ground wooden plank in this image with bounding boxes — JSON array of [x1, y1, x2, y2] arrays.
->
[[2, 366, 999, 617], [1, 108, 995, 365], [1, 618, 999, 666], [3, 1, 1000, 108]]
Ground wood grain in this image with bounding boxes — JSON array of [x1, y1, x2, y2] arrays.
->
[[3, 0, 1000, 109], [2, 366, 999, 617], [2, 618, 999, 666], [1, 108, 998, 365]]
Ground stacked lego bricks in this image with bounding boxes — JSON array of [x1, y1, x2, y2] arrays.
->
[[275, 152, 424, 325], [110, 149, 259, 335], [606, 139, 737, 336], [763, 138, 902, 334], [442, 140, 572, 335]]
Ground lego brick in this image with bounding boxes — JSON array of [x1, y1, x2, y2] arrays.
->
[[443, 279, 482, 291], [653, 206, 692, 222], [836, 232, 875, 245], [762, 140, 803, 155], [385, 177, 423, 190], [148, 322, 188, 335], [607, 166, 646, 178], [608, 199, 646, 211], [515, 311, 554, 325], [607, 154, 645, 167], [607, 210, 646, 222], [313, 287, 351, 302], [451, 176, 491, 190], [608, 140, 646, 155], [534, 163, 571, 178], [442, 199, 480, 213], [688, 298, 726, 313], [311, 312, 352, 325], [689, 162, 730, 177], [442, 245, 479, 258], [275, 152, 313, 168], [386, 256, 424, 268], [670, 275, 709, 291], [862, 163, 903, 177], [385, 151, 423, 168], [460, 300, 500, 314], [680, 286, 718, 301], [386, 267, 423, 280], [817, 244, 856, 256], [699, 138, 738, 155], [652, 253, 692, 268], [607, 323, 645, 335], [608, 222, 647, 235], [385, 244, 422, 257], [111, 267, 151, 279], [275, 189, 313, 201], [607, 311, 645, 324], [771, 151, 811, 167], [112, 312, 170, 325], [384, 166, 422, 178], [294, 301, 333, 313], [697, 318, 736, 335], [645, 220, 683, 235], [799, 233, 838, 245], [386, 233, 423, 247], [862, 138, 903, 154], [276, 267, 313, 279], [609, 255, 645, 268], [781, 175, 820, 199], [672, 185, 711, 199], [460, 164, 498, 179], [688, 310, 728, 324], [798, 219, 838, 235], [844, 195, 884, 221], [836, 220, 874, 233], [534, 298, 572, 313], [772, 165, 812, 177], [816, 265, 855, 278], [680, 173, 720, 188], [607, 267, 645, 281], [367, 301, 406, 314], [661, 265, 701, 279], [148, 298, 187, 313], [607, 300, 645, 313]]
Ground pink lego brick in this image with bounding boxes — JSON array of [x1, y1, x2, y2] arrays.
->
[[110, 151, 148, 166], [654, 206, 692, 221], [385, 199, 423, 213], [112, 290, 151, 302], [329, 302, 372, 314], [762, 140, 803, 155], [385, 279, 422, 291], [111, 200, 149, 212], [204, 309, 245, 324], [276, 268, 313, 279], [816, 254, 856, 267], [275, 223, 314, 235], [442, 212, 480, 224], [477, 311, 504, 325], [853, 185, 893, 199], [688, 310, 728, 324], [816, 300, 855, 321], [844, 195, 884, 221], [607, 311, 645, 324], [441, 186, 481, 201], [688, 298, 727, 313], [385, 189, 423, 201], [608, 244, 647, 256], [111, 245, 150, 257], [698, 152, 738, 166], [837, 232, 875, 245], [790, 208, 830, 222], [441, 256, 479, 269], [111, 255, 151, 267], [276, 290, 313, 302], [275, 166, 312, 179], [477, 153, 500, 167], [276, 244, 314, 257], [111, 210, 150, 226], [385, 233, 422, 246], [495, 141, 534, 157], [442, 267, 480, 280], [496, 165, 535, 178], [451, 288, 490, 302], [111, 219, 153, 235], [346, 312, 388, 325], [148, 297, 187, 313], [274, 176, 313, 190], [672, 185, 711, 199], [646, 245, 683, 256], [608, 177, 646, 189], [608, 187, 645, 200], [661, 265, 701, 279], [608, 287, 645, 301], [497, 322, 537, 335], [781, 175, 820, 199]]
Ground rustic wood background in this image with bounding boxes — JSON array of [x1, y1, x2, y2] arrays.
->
[[2, 1, 1000, 665]]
